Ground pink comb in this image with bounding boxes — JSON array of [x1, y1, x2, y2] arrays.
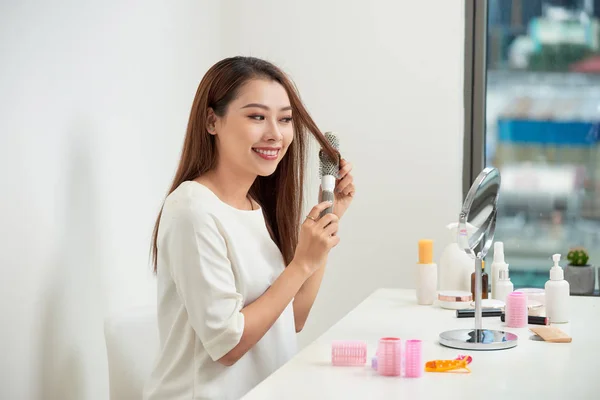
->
[[505, 291, 527, 328], [404, 339, 422, 378], [377, 337, 402, 376], [331, 340, 367, 366]]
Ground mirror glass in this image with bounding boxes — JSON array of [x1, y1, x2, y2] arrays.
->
[[458, 167, 501, 259]]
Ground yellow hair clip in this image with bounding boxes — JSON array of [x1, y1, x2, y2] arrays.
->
[[425, 358, 471, 373]]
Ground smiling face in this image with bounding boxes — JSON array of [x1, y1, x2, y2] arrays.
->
[[208, 78, 294, 178]]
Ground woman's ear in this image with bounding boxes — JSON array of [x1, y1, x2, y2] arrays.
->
[[206, 108, 217, 135]]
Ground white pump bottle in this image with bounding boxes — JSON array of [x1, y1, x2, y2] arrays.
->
[[544, 253, 570, 323]]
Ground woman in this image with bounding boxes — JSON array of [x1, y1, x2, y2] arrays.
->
[[144, 56, 355, 399]]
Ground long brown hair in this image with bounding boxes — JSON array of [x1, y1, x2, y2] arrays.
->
[[151, 56, 339, 272]]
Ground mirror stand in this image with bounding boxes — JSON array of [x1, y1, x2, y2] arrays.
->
[[439, 167, 518, 351], [439, 257, 518, 351]]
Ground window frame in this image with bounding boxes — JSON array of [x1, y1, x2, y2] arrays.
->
[[463, 0, 488, 197]]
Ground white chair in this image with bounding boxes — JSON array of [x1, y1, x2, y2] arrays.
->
[[104, 306, 159, 400]]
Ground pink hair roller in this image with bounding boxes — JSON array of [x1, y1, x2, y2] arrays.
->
[[505, 291, 527, 328], [331, 340, 367, 366], [404, 339, 423, 378], [377, 337, 401, 376]]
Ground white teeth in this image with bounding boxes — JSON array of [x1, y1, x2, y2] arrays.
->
[[253, 149, 278, 156]]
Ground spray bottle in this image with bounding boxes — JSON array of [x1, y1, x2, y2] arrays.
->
[[491, 242, 509, 300]]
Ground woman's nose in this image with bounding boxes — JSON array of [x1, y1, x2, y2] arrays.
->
[[264, 119, 283, 141]]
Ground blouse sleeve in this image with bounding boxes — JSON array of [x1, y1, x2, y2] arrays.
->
[[163, 204, 245, 361]]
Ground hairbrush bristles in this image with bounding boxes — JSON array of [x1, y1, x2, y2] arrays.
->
[[324, 131, 340, 150], [319, 131, 340, 179]]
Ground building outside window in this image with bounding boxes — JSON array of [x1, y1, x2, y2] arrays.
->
[[467, 0, 600, 294]]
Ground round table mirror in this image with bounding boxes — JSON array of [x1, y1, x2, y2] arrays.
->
[[439, 167, 518, 350]]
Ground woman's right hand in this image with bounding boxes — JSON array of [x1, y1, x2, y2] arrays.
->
[[292, 201, 340, 276]]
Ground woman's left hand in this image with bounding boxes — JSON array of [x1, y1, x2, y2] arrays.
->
[[320, 158, 355, 220]]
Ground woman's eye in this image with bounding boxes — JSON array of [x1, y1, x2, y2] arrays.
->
[[281, 117, 293, 123], [249, 115, 264, 121]]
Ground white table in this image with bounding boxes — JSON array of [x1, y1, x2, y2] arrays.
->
[[243, 288, 600, 399]]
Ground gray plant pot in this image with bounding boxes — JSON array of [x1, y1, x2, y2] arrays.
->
[[564, 265, 596, 295]]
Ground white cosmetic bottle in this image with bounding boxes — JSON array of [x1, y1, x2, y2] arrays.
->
[[545, 254, 570, 323], [416, 239, 437, 305], [438, 222, 478, 292], [491, 242, 509, 300], [494, 268, 514, 303]]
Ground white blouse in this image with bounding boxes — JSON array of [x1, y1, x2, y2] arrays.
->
[[143, 181, 297, 400]]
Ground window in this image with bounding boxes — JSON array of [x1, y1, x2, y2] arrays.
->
[[465, 0, 600, 295]]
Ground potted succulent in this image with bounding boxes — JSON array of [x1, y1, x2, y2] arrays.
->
[[564, 247, 596, 295]]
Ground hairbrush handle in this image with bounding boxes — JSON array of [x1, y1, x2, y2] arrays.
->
[[318, 131, 340, 219], [319, 188, 335, 218]]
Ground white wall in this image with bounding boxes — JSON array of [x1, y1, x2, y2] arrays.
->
[[220, 0, 466, 347], [1, 0, 464, 398], [0, 1, 220, 399]]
